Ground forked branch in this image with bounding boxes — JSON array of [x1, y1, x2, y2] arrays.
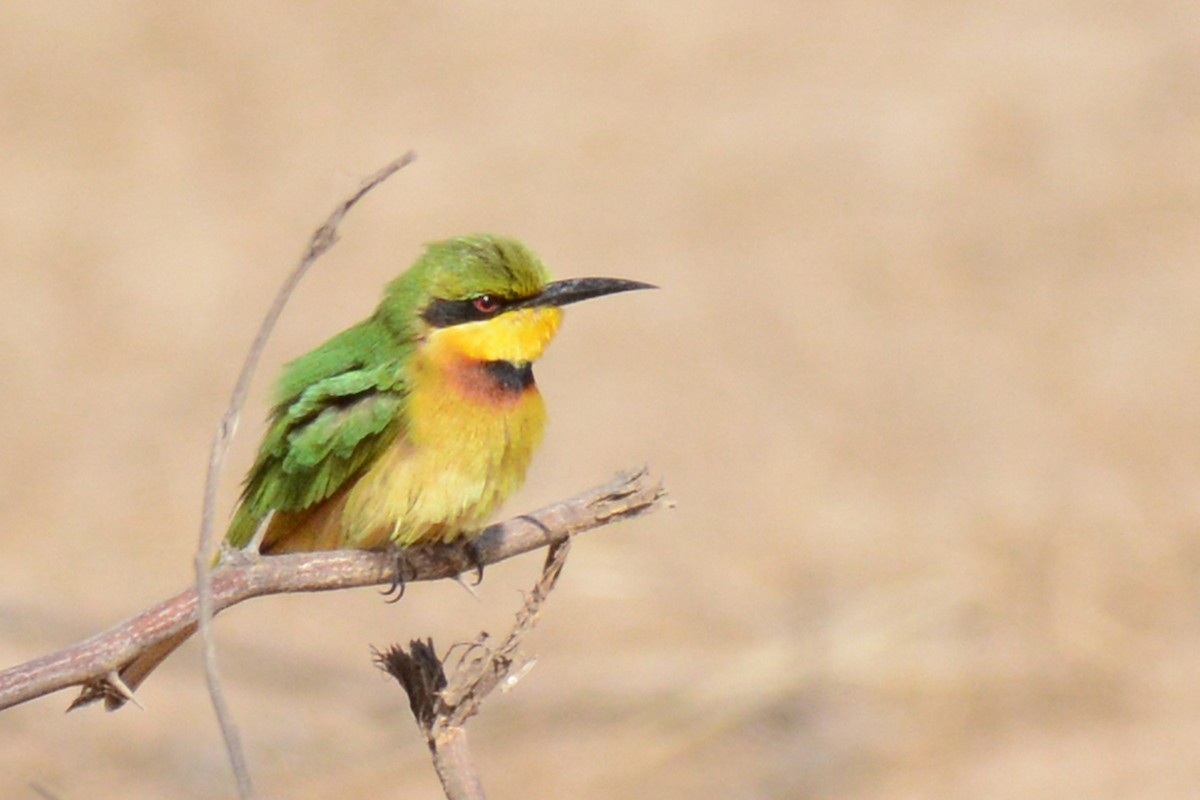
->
[[0, 468, 667, 713], [377, 539, 573, 800]]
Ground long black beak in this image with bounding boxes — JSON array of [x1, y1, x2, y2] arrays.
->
[[515, 277, 657, 309]]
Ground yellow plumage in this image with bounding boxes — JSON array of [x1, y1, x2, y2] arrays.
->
[[260, 305, 563, 552]]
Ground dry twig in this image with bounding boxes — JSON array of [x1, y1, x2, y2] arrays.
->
[[377, 539, 573, 799], [193, 152, 416, 797]]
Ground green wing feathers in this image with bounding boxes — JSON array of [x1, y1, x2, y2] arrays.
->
[[226, 320, 410, 548]]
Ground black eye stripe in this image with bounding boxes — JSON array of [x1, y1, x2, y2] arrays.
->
[[422, 296, 507, 328]]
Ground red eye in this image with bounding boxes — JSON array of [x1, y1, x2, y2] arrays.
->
[[472, 295, 500, 314]]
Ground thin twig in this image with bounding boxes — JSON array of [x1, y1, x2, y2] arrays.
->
[[442, 539, 571, 723], [0, 468, 668, 713], [28, 783, 61, 800], [376, 539, 574, 800], [194, 153, 415, 798]]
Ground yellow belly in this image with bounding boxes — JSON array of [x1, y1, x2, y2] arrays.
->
[[340, 356, 546, 548], [258, 308, 559, 554]]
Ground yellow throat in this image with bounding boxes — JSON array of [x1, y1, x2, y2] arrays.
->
[[339, 306, 563, 548]]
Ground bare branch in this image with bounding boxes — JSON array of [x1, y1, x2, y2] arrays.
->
[[376, 640, 489, 800], [377, 539, 573, 800], [0, 469, 668, 714], [442, 539, 571, 724], [194, 153, 415, 798]]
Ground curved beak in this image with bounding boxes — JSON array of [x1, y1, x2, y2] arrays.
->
[[515, 277, 658, 309]]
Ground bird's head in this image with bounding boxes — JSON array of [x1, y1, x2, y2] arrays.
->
[[382, 234, 653, 364]]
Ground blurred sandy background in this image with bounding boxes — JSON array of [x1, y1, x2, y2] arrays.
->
[[2, 2, 1199, 798]]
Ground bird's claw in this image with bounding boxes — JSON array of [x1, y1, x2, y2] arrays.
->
[[462, 537, 486, 586], [381, 548, 415, 604]]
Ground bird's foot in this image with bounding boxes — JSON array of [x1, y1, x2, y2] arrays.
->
[[381, 547, 416, 604], [460, 536, 487, 586]]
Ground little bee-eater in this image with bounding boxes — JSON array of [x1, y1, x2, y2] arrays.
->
[[82, 233, 652, 710], [228, 233, 652, 554]]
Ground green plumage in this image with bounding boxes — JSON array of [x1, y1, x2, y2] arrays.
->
[[225, 320, 410, 547]]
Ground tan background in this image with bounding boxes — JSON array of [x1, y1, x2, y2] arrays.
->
[[3, 2, 1199, 798]]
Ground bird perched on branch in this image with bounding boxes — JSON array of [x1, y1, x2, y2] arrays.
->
[[81, 233, 653, 709], [228, 233, 652, 554]]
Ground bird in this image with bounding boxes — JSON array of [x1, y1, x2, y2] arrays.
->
[[78, 233, 653, 710], [227, 232, 653, 554]]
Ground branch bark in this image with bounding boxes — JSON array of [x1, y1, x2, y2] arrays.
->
[[0, 468, 667, 713]]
